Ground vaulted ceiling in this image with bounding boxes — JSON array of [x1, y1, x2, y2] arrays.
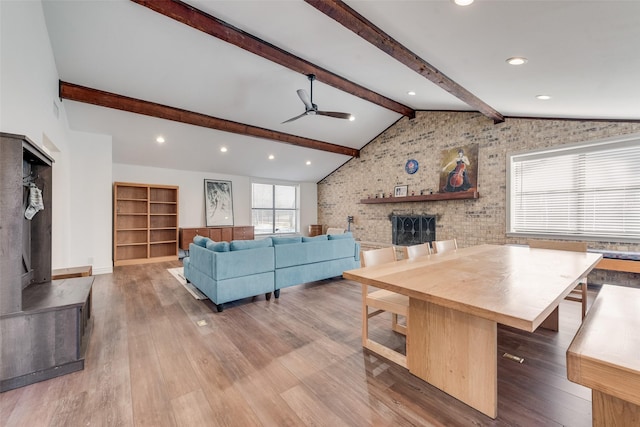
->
[[42, 0, 640, 182]]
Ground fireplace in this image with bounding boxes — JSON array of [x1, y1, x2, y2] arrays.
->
[[391, 215, 436, 246]]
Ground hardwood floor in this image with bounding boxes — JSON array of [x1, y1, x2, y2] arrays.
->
[[1, 261, 594, 426]]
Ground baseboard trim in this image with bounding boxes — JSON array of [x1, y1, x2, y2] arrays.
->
[[1, 359, 85, 392]]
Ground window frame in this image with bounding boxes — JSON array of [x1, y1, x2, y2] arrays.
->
[[506, 133, 640, 243], [251, 181, 300, 235]]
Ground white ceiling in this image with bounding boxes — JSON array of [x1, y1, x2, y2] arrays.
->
[[42, 0, 640, 182]]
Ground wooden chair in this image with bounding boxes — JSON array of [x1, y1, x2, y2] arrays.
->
[[402, 242, 432, 259], [361, 247, 409, 367], [433, 239, 458, 254], [528, 239, 588, 320]]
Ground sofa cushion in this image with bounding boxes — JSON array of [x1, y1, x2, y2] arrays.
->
[[230, 237, 273, 251], [272, 236, 302, 245], [215, 246, 275, 279], [302, 234, 328, 242], [328, 232, 353, 240], [275, 238, 356, 268], [193, 235, 211, 247], [205, 240, 230, 252]]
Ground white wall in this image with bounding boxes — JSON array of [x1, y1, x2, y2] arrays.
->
[[1, 1, 317, 277], [0, 1, 67, 148], [68, 131, 113, 273], [113, 163, 318, 235], [1, 1, 113, 274], [299, 182, 318, 236]]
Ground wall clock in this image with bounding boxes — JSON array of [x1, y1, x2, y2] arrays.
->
[[405, 159, 419, 174]]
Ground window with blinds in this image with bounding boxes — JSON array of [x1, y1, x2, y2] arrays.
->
[[507, 134, 640, 242]]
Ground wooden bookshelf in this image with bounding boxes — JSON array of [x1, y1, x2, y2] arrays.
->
[[360, 190, 479, 204], [113, 182, 179, 266]]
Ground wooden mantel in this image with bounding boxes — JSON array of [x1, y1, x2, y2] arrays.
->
[[360, 191, 479, 204]]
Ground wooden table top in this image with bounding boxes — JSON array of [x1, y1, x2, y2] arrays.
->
[[567, 284, 640, 406], [344, 244, 602, 332]]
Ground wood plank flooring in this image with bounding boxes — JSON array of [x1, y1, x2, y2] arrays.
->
[[0, 261, 595, 426]]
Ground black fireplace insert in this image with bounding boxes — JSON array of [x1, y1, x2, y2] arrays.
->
[[391, 215, 436, 246]]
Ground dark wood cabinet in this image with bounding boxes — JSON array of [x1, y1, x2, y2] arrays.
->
[[0, 133, 94, 392], [209, 227, 233, 242], [308, 224, 323, 237], [179, 226, 254, 250], [179, 228, 209, 248], [232, 226, 255, 240]]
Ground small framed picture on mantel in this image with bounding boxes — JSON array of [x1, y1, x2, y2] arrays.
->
[[394, 185, 408, 197]]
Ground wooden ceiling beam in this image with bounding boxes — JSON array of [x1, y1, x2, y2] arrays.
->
[[130, 0, 415, 119], [304, 0, 505, 124], [59, 81, 359, 158]]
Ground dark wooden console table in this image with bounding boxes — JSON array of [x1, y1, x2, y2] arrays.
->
[[179, 226, 255, 250]]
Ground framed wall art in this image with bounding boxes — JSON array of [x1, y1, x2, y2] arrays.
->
[[439, 143, 479, 193], [394, 185, 408, 197], [204, 179, 234, 226]]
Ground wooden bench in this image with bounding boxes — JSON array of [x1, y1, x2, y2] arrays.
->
[[52, 265, 92, 280], [592, 250, 640, 273], [566, 285, 640, 426], [595, 258, 640, 273]]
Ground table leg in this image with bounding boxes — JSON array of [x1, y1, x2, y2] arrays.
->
[[593, 390, 640, 426], [539, 306, 559, 331], [408, 298, 498, 419]]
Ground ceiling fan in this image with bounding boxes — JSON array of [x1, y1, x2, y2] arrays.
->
[[282, 74, 354, 124]]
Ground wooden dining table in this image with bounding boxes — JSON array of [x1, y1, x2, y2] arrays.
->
[[343, 244, 602, 419]]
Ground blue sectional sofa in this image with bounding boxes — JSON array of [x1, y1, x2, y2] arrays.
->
[[183, 233, 360, 311], [273, 234, 361, 297]]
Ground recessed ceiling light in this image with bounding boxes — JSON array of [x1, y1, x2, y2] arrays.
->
[[306, 161, 311, 165], [349, 115, 355, 121], [454, 0, 474, 5], [156, 136, 165, 143], [536, 95, 551, 100], [220, 147, 228, 152], [407, 91, 416, 96], [506, 57, 528, 66], [268, 154, 275, 160]]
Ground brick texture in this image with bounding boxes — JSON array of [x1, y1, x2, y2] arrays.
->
[[318, 111, 640, 286]]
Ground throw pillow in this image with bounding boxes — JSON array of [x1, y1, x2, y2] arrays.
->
[[302, 234, 328, 242], [205, 240, 230, 252], [193, 235, 211, 247], [272, 236, 302, 245], [230, 237, 273, 251]]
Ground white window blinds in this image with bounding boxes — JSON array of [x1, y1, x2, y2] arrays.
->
[[508, 134, 640, 242]]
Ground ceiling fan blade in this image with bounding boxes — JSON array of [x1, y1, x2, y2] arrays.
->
[[297, 89, 314, 111], [281, 111, 308, 124], [316, 111, 353, 120]]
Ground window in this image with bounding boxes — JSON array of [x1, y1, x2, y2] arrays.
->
[[507, 134, 640, 242], [252, 183, 298, 234]]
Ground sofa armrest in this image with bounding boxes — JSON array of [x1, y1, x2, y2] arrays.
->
[[188, 243, 215, 277]]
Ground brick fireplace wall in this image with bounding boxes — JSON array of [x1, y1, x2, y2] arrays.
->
[[318, 111, 640, 286]]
